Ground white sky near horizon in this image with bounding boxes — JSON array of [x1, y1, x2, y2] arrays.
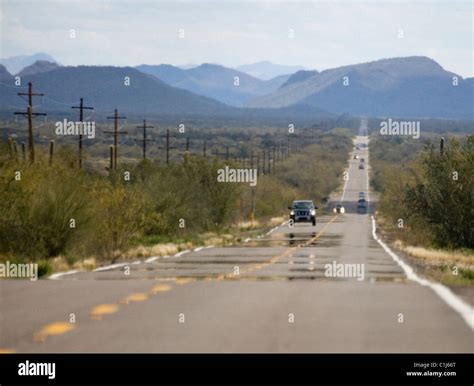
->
[[1, 0, 472, 77]]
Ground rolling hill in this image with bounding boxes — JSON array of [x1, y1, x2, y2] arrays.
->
[[247, 56, 473, 119], [18, 60, 60, 77]]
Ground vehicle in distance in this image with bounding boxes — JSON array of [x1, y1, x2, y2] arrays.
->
[[359, 192, 365, 199], [289, 200, 317, 226], [353, 155, 359, 160], [357, 198, 367, 214], [360, 158, 365, 163], [359, 163, 365, 169], [333, 204, 345, 214]]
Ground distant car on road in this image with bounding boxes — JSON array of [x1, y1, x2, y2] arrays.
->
[[353, 155, 359, 160], [359, 163, 365, 169], [289, 200, 317, 226], [357, 200, 367, 214], [358, 192, 365, 199], [333, 204, 345, 214], [360, 158, 365, 163]]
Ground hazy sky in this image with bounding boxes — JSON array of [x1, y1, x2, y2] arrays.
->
[[1, 0, 472, 77]]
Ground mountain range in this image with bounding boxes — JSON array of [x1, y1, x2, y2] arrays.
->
[[0, 62, 329, 122], [0, 55, 472, 120]]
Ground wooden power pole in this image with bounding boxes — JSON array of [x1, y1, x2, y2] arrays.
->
[[71, 98, 93, 169], [134, 119, 154, 159], [13, 82, 46, 163], [104, 109, 127, 169]]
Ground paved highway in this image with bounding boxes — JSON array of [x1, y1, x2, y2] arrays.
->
[[1, 128, 473, 353]]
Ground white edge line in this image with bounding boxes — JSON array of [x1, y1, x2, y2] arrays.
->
[[49, 270, 79, 280], [174, 249, 191, 257], [371, 215, 474, 330], [94, 263, 128, 272], [49, 245, 216, 279]]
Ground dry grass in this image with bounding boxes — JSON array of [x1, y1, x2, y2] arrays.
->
[[393, 240, 474, 270], [269, 216, 285, 226]]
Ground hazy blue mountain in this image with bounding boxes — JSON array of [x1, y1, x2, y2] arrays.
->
[[0, 65, 13, 82], [0, 64, 332, 122], [0, 53, 57, 75], [280, 70, 319, 89], [136, 64, 188, 85], [136, 63, 289, 106], [0, 65, 233, 115], [247, 57, 473, 119], [18, 60, 60, 77], [236, 61, 305, 80]]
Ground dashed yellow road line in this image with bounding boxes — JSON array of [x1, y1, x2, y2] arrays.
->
[[33, 321, 75, 343], [249, 214, 338, 270], [211, 214, 339, 280], [150, 283, 172, 294], [90, 304, 120, 320], [15, 216, 338, 351], [119, 293, 148, 304], [0, 348, 16, 353], [175, 278, 195, 285]]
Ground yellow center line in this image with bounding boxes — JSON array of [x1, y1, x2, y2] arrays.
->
[[150, 283, 172, 294], [175, 278, 195, 285], [221, 214, 339, 280], [33, 321, 76, 343], [20, 215, 338, 350], [0, 348, 16, 353], [90, 304, 120, 320], [119, 293, 149, 304]]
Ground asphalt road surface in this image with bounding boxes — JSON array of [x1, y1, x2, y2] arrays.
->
[[1, 131, 473, 353]]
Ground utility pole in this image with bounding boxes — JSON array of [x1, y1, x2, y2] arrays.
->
[[181, 137, 192, 164], [104, 109, 127, 169], [14, 82, 46, 163], [256, 153, 260, 175], [267, 149, 271, 174], [49, 140, 55, 166], [272, 146, 276, 174], [250, 151, 256, 227], [134, 119, 154, 160], [71, 98, 93, 169], [158, 129, 177, 164], [21, 142, 26, 162]]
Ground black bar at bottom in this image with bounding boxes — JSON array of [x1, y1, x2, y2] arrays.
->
[[0, 353, 472, 385]]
